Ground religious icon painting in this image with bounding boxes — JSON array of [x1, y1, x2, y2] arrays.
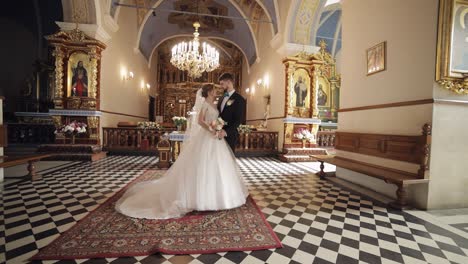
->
[[366, 41, 386, 75], [67, 52, 90, 97]]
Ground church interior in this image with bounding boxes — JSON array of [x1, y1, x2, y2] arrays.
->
[[1, 0, 468, 263]]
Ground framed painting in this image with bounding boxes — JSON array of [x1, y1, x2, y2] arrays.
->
[[291, 68, 311, 109], [436, 0, 468, 94], [67, 52, 90, 97], [366, 41, 386, 75]]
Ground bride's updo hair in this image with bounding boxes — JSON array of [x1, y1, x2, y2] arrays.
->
[[201, 84, 214, 98]]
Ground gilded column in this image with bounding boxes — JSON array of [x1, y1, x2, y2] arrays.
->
[[52, 46, 65, 108], [88, 46, 99, 99]]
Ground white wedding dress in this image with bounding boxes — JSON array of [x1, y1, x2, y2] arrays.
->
[[115, 93, 249, 219]]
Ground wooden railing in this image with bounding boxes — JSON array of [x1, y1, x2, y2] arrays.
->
[[102, 127, 173, 153], [317, 131, 336, 147], [236, 131, 278, 156]]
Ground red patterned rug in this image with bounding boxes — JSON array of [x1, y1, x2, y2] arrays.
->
[[32, 170, 282, 260]]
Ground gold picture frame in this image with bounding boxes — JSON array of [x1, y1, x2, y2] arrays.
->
[[366, 41, 386, 75], [436, 0, 468, 94]]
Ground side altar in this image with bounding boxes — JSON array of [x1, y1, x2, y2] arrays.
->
[[36, 28, 107, 161], [279, 41, 340, 162]]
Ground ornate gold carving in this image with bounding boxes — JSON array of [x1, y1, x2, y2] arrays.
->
[[51, 116, 62, 128], [52, 47, 65, 99], [437, 77, 468, 94], [67, 97, 81, 109], [87, 116, 99, 140], [80, 98, 97, 109], [88, 46, 99, 98], [284, 123, 294, 144], [436, 0, 468, 95], [87, 116, 99, 129]]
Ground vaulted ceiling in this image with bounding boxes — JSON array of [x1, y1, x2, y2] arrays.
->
[[110, 0, 279, 66]]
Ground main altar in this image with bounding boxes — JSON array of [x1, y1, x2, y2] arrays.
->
[[279, 41, 340, 162]]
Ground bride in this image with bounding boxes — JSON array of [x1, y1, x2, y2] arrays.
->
[[115, 84, 249, 219]]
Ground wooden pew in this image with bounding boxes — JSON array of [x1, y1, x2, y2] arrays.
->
[[0, 154, 52, 181], [312, 123, 431, 210]]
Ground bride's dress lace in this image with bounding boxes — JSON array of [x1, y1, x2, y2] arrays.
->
[[115, 101, 249, 219]]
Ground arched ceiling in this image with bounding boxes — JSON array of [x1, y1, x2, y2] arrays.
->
[[110, 0, 279, 66], [288, 0, 342, 57]]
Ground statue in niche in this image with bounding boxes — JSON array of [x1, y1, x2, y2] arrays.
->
[[71, 61, 88, 97], [294, 76, 307, 107]]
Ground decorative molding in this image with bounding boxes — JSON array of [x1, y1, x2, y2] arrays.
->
[[55, 22, 111, 43], [49, 109, 103, 117], [276, 42, 320, 56], [100, 110, 148, 119], [338, 99, 434, 113], [434, 99, 468, 106], [246, 116, 285, 122], [103, 14, 119, 33], [283, 116, 321, 124], [14, 112, 51, 117], [270, 32, 283, 50]]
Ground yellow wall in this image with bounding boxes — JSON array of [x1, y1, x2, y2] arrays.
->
[[242, 0, 293, 150], [99, 5, 157, 130], [339, 0, 439, 208]]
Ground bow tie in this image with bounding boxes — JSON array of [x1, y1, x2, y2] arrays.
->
[[223, 92, 230, 97]]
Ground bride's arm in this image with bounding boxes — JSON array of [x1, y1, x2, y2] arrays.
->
[[198, 108, 216, 134]]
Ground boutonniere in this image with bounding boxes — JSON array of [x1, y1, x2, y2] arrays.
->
[[226, 99, 235, 106]]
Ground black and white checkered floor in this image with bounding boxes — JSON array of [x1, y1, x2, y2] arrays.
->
[[1, 156, 468, 263]]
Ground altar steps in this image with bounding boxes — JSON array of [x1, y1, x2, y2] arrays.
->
[[278, 148, 328, 162]]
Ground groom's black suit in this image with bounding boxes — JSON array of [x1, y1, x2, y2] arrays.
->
[[218, 91, 246, 153]]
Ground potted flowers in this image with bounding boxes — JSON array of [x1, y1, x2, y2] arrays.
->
[[172, 116, 187, 131], [237, 125, 254, 134], [55, 120, 87, 144], [137, 122, 161, 150], [294, 128, 315, 148]]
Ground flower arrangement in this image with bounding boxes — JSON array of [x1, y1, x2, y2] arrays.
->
[[238, 125, 254, 134], [211, 117, 227, 140], [172, 116, 187, 127], [137, 121, 160, 130], [55, 120, 87, 136], [293, 129, 315, 142]]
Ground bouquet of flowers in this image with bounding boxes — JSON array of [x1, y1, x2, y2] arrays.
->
[[294, 128, 315, 142], [211, 117, 227, 140], [137, 121, 161, 130], [172, 116, 187, 127], [55, 120, 87, 136], [238, 124, 253, 134]]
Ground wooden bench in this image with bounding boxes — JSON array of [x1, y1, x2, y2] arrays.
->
[[311, 123, 432, 210], [0, 154, 52, 181]]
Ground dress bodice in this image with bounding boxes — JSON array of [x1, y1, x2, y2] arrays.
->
[[202, 102, 219, 123]]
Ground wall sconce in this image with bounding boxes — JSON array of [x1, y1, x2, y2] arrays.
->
[[121, 67, 134, 81], [146, 83, 151, 90], [245, 87, 250, 94]]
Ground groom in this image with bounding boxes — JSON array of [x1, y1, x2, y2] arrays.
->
[[217, 73, 246, 153]]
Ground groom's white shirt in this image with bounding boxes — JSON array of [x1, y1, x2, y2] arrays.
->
[[220, 90, 235, 112]]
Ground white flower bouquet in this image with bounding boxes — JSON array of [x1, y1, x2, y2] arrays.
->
[[293, 128, 315, 142], [137, 121, 161, 130], [238, 125, 254, 134], [172, 116, 187, 127], [55, 120, 87, 136], [211, 117, 227, 140]]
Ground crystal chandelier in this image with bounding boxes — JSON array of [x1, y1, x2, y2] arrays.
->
[[170, 22, 220, 78]]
